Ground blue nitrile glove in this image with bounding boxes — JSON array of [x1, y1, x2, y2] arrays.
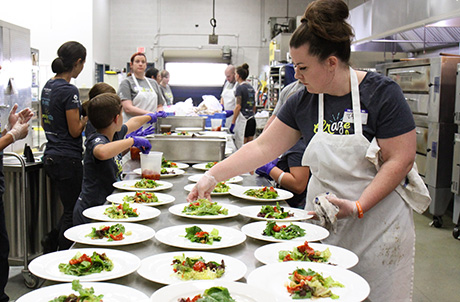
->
[[221, 104, 225, 111], [225, 110, 233, 118], [132, 136, 152, 154], [139, 125, 155, 136], [229, 123, 235, 134], [126, 127, 143, 138], [146, 113, 158, 124], [255, 158, 279, 180], [157, 111, 167, 118]]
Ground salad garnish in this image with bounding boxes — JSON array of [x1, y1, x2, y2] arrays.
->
[[58, 252, 113, 276], [205, 161, 218, 169], [244, 186, 279, 199], [279, 241, 332, 263], [161, 168, 176, 175], [103, 202, 139, 219], [123, 191, 159, 204], [263, 221, 305, 240], [178, 286, 235, 302], [162, 157, 178, 168], [49, 280, 103, 302], [184, 226, 222, 245], [86, 223, 131, 241], [171, 253, 225, 280], [258, 202, 294, 219], [182, 198, 228, 216], [133, 178, 162, 189], [213, 182, 230, 193], [286, 268, 344, 299]]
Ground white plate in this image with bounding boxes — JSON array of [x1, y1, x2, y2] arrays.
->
[[247, 262, 370, 302], [150, 280, 277, 302], [83, 204, 161, 222], [188, 174, 243, 183], [254, 242, 359, 269], [137, 251, 247, 285], [184, 183, 241, 195], [241, 221, 329, 243], [175, 127, 202, 132], [155, 224, 246, 250], [113, 179, 173, 191], [192, 162, 216, 171], [168, 203, 240, 220], [239, 205, 313, 222], [229, 186, 294, 202], [28, 248, 141, 282], [64, 222, 155, 246], [16, 282, 149, 302], [106, 192, 176, 207], [133, 167, 185, 178]]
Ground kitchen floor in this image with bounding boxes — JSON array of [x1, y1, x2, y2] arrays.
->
[[5, 212, 460, 301]]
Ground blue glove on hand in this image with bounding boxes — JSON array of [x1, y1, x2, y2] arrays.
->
[[225, 110, 234, 118], [255, 158, 279, 180], [132, 136, 152, 154], [146, 113, 158, 124], [126, 127, 142, 138], [157, 111, 167, 118], [229, 123, 235, 134]]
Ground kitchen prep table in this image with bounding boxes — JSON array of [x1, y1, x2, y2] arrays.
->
[[40, 161, 299, 297]]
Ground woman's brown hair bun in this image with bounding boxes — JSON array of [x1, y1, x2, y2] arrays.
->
[[303, 0, 353, 43], [290, 0, 354, 64]]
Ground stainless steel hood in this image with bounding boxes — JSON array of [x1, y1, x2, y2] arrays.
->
[[350, 0, 460, 53]]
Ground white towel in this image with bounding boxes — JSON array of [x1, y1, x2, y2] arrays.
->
[[314, 192, 339, 232]]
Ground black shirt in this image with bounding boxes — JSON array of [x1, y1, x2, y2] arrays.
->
[[235, 82, 255, 118], [73, 125, 128, 225], [41, 78, 83, 159], [277, 72, 415, 145]]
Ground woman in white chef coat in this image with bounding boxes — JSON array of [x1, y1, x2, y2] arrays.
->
[[188, 0, 430, 301], [118, 53, 165, 122]]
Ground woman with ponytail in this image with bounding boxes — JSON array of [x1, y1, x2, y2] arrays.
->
[[41, 41, 87, 252]]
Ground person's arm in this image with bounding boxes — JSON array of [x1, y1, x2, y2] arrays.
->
[[93, 138, 135, 161], [66, 108, 87, 138], [124, 114, 152, 134], [121, 100, 152, 116], [0, 132, 15, 150], [328, 130, 416, 218], [269, 165, 310, 194], [232, 96, 242, 124]]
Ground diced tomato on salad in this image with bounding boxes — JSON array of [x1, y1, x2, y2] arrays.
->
[[261, 186, 276, 192], [195, 231, 209, 238], [69, 253, 92, 265], [297, 241, 315, 255], [109, 233, 124, 241], [272, 224, 287, 232], [192, 261, 206, 272]]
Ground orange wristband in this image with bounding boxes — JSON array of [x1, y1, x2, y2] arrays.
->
[[355, 201, 364, 219]]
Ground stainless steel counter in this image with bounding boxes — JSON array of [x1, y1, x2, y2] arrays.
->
[[63, 163, 280, 297]]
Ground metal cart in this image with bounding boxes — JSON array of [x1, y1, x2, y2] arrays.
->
[[3, 152, 45, 288]]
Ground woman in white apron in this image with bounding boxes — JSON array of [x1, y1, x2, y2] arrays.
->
[[231, 64, 256, 149], [118, 52, 164, 122], [187, 1, 430, 301]]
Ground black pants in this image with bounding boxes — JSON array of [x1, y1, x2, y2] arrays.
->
[[244, 116, 256, 137], [0, 197, 9, 302], [43, 155, 83, 250]]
